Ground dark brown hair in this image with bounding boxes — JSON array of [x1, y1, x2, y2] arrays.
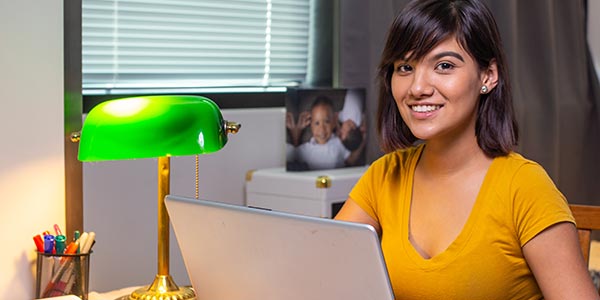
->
[[376, 0, 518, 157]]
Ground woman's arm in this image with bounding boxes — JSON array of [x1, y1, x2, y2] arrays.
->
[[523, 222, 600, 300], [334, 198, 381, 236]]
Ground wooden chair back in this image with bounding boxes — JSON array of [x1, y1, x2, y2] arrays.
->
[[570, 204, 600, 294], [570, 204, 600, 263]]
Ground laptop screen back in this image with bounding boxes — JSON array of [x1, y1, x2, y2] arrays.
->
[[165, 195, 395, 300]]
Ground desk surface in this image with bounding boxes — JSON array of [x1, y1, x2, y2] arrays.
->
[[88, 286, 140, 300], [89, 243, 600, 300]]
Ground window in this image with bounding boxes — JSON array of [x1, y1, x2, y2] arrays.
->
[[82, 0, 310, 96]]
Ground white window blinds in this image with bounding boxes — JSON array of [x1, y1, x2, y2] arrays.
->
[[82, 0, 309, 94]]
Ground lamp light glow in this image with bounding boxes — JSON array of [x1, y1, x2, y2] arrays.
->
[[102, 97, 149, 117]]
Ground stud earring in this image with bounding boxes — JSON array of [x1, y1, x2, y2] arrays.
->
[[480, 85, 488, 94]]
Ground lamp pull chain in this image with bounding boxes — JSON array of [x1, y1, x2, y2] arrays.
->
[[195, 154, 199, 199]]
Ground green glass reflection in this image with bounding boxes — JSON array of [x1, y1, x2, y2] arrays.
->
[[78, 95, 228, 161]]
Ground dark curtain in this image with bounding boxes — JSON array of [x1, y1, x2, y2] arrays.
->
[[485, 0, 600, 204], [334, 0, 600, 204]]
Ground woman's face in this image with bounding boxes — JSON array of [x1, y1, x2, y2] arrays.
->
[[390, 37, 494, 143]]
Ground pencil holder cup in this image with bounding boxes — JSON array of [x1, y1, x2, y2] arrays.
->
[[35, 251, 92, 300]]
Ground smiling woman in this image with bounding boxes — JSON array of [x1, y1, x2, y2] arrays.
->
[[334, 0, 600, 299]]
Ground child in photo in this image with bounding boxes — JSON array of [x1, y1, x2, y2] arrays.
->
[[287, 95, 363, 170]]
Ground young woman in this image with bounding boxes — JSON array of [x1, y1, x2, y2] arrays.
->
[[335, 0, 599, 299]]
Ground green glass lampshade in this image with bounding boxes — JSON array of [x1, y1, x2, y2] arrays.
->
[[78, 95, 228, 161]]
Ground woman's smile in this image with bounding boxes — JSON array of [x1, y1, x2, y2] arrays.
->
[[410, 104, 443, 113]]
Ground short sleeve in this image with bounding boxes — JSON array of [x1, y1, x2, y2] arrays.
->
[[511, 162, 575, 246], [348, 155, 389, 223]]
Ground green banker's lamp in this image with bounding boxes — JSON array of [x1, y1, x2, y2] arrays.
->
[[75, 95, 240, 300]]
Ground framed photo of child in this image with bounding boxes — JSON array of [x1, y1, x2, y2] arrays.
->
[[285, 87, 367, 171]]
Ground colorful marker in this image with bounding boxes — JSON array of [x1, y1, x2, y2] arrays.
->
[[33, 234, 44, 252], [64, 241, 78, 254], [43, 235, 55, 254], [81, 232, 96, 254], [73, 230, 80, 242], [76, 232, 88, 254], [55, 235, 66, 254], [59, 241, 79, 265]]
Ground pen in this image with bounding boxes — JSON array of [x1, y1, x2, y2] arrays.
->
[[43, 235, 55, 254], [46, 262, 75, 297], [42, 259, 73, 297], [53, 224, 62, 236], [63, 271, 76, 296], [33, 234, 44, 252]]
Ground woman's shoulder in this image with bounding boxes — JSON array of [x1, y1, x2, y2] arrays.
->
[[492, 151, 559, 191], [494, 152, 548, 175]]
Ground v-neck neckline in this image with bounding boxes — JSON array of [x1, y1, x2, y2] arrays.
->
[[401, 145, 498, 269]]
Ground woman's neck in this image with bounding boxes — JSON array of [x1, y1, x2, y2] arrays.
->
[[418, 136, 492, 178]]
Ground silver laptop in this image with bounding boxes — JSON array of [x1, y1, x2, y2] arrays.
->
[[165, 195, 395, 300]]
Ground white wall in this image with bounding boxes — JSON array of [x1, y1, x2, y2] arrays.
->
[[84, 107, 286, 292], [0, 1, 64, 299]]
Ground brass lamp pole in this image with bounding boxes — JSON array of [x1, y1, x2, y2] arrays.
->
[[128, 156, 195, 300], [132, 121, 240, 300]]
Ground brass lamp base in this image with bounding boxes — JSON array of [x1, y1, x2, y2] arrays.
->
[[117, 275, 196, 300]]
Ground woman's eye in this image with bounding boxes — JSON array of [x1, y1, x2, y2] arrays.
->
[[436, 62, 454, 71], [395, 64, 413, 73]]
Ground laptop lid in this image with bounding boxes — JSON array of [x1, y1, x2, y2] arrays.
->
[[165, 195, 395, 300]]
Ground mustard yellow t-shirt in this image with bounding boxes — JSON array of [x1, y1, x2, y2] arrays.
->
[[349, 144, 574, 300]]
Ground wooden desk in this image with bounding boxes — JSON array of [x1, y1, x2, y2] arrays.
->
[[88, 286, 140, 300]]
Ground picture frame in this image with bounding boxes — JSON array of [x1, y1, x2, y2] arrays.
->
[[285, 87, 367, 171]]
